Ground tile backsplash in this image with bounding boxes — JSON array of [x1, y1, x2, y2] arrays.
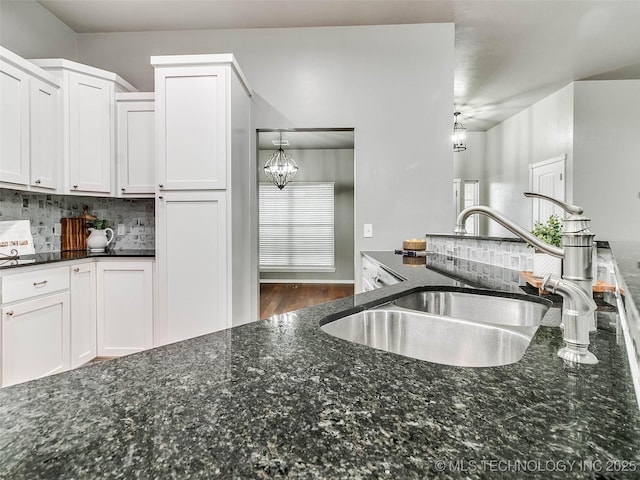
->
[[424, 234, 613, 284], [0, 188, 155, 253], [425, 234, 534, 271]]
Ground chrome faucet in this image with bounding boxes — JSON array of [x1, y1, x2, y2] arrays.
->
[[454, 192, 598, 364], [541, 275, 598, 364]]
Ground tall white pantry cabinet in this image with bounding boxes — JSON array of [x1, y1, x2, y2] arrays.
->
[[152, 54, 256, 346]]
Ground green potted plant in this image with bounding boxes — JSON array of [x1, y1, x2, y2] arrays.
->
[[530, 214, 562, 277], [86, 218, 114, 252], [86, 218, 109, 230]]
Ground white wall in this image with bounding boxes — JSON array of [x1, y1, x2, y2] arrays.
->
[[77, 24, 455, 291], [0, 0, 77, 60], [484, 83, 574, 236], [574, 80, 640, 241]]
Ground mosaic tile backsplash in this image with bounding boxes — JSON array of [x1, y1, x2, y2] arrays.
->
[[425, 253, 525, 293], [0, 188, 155, 253], [424, 234, 612, 284], [425, 235, 534, 271]]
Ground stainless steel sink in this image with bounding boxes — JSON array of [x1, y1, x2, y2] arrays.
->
[[392, 289, 550, 327], [320, 288, 551, 367], [320, 308, 539, 367]]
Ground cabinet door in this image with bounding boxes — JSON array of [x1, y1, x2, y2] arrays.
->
[[0, 61, 30, 187], [70, 263, 97, 368], [117, 99, 155, 195], [361, 255, 402, 290], [156, 191, 228, 346], [1, 292, 70, 387], [30, 77, 59, 190], [155, 66, 227, 190], [68, 72, 113, 194], [96, 261, 153, 356]]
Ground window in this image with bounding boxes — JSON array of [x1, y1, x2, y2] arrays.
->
[[259, 182, 335, 272]]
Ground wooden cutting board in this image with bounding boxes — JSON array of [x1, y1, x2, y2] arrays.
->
[[519, 271, 623, 295], [61, 218, 87, 251]]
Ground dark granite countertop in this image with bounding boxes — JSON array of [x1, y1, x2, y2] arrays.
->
[[610, 242, 640, 304], [0, 249, 155, 270], [1, 252, 640, 478], [425, 233, 527, 242]]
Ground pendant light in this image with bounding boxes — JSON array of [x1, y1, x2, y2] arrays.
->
[[453, 112, 467, 152], [264, 131, 298, 190]]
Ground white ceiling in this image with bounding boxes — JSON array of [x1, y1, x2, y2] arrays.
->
[[37, 0, 640, 131], [258, 130, 355, 150]]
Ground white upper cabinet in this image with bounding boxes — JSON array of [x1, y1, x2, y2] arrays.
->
[[0, 47, 61, 191], [30, 77, 60, 190], [0, 58, 30, 187], [30, 58, 137, 196], [152, 55, 251, 191], [116, 92, 155, 197], [68, 72, 113, 193]]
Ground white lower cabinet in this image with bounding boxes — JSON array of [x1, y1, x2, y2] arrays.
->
[[70, 263, 96, 368], [96, 261, 153, 356], [1, 292, 70, 387], [156, 191, 228, 346], [0, 258, 155, 387]]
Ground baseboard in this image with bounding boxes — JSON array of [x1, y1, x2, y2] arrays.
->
[[259, 279, 355, 285]]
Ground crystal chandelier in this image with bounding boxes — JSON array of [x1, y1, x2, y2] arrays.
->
[[453, 112, 467, 152], [264, 131, 298, 190]]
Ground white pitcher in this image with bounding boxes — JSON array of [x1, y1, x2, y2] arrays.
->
[[87, 228, 114, 252]]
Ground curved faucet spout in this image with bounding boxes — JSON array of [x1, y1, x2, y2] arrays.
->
[[454, 205, 564, 258]]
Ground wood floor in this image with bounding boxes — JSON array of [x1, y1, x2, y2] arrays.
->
[[260, 283, 354, 319]]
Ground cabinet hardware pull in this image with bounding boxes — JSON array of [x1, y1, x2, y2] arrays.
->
[[158, 196, 163, 199], [73, 185, 78, 189], [6, 311, 14, 316], [159, 184, 164, 189], [35, 179, 41, 184], [121, 188, 126, 191], [73, 267, 80, 273], [33, 280, 48, 286]]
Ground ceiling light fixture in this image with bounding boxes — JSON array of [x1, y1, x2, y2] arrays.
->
[[453, 112, 467, 152], [264, 131, 298, 190]]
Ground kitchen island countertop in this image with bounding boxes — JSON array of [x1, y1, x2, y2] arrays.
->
[[1, 250, 640, 478], [0, 249, 155, 270]]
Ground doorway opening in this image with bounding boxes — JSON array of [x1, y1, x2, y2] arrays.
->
[[529, 154, 566, 226], [453, 178, 480, 235], [256, 128, 355, 318]]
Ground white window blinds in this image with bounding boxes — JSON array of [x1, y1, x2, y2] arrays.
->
[[259, 182, 335, 271]]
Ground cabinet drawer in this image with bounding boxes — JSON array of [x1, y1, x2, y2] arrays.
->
[[1, 266, 70, 303]]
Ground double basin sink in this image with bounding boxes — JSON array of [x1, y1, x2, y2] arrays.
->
[[320, 287, 552, 368]]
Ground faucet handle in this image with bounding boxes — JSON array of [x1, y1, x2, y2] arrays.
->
[[523, 192, 583, 216]]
